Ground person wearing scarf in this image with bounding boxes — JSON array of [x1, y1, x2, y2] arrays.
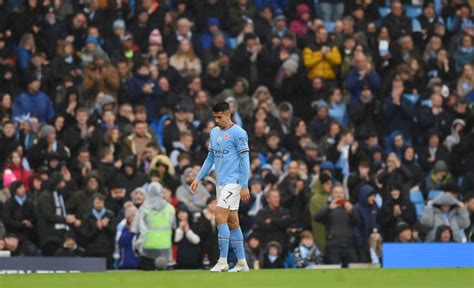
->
[[131, 182, 176, 270], [80, 193, 116, 269], [2, 181, 35, 242], [36, 172, 71, 256]]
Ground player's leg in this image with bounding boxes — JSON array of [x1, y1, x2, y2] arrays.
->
[[216, 206, 231, 260], [227, 190, 249, 272], [211, 185, 232, 272]]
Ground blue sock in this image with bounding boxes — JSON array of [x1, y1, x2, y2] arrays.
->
[[230, 227, 245, 260], [217, 224, 230, 258]]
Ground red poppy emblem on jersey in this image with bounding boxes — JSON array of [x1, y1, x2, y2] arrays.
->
[[224, 133, 229, 139]]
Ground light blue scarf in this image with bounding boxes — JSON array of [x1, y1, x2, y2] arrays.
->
[[92, 208, 107, 220], [15, 195, 27, 206]]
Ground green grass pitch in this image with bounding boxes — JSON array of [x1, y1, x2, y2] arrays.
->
[[1, 268, 473, 288]]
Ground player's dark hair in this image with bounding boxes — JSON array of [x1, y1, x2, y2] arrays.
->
[[213, 102, 230, 113]]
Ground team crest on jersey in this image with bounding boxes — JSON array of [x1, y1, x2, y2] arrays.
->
[[217, 136, 223, 143], [224, 133, 229, 139]]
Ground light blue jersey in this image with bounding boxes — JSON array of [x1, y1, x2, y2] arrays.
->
[[208, 124, 249, 186]]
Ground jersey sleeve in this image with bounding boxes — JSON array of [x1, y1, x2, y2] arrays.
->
[[208, 131, 214, 152], [236, 129, 250, 154]]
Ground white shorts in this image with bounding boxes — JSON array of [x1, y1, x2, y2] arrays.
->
[[216, 184, 241, 210]]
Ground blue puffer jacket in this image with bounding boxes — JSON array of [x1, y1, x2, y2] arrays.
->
[[354, 184, 379, 246], [118, 226, 141, 269], [13, 91, 55, 123], [126, 74, 162, 121]]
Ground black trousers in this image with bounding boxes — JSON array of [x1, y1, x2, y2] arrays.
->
[[325, 247, 358, 268]]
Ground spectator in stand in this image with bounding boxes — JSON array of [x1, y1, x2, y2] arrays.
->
[[434, 225, 455, 243], [464, 192, 474, 242], [196, 197, 219, 267], [255, 189, 291, 256], [36, 172, 72, 256], [421, 192, 470, 242], [2, 181, 35, 244], [82, 50, 119, 108], [118, 205, 140, 269], [79, 193, 115, 268], [175, 205, 202, 269], [3, 150, 31, 191], [55, 233, 86, 257], [381, 1, 411, 41], [315, 184, 360, 267], [245, 233, 263, 270], [309, 173, 332, 252], [261, 241, 285, 269], [379, 184, 417, 242], [293, 231, 322, 269], [303, 26, 341, 82], [170, 39, 202, 79], [13, 75, 54, 124], [354, 184, 380, 262], [176, 167, 210, 214], [393, 221, 417, 243], [345, 52, 381, 102], [228, 0, 257, 37]]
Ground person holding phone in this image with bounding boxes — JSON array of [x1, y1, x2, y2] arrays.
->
[[315, 184, 361, 267]]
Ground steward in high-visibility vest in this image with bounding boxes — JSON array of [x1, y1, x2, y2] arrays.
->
[[131, 182, 176, 269]]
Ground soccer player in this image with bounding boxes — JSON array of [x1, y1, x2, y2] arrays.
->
[[191, 102, 251, 272]]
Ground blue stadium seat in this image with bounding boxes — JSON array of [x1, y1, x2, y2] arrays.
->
[[410, 190, 424, 203], [410, 191, 425, 219], [284, 252, 295, 268], [405, 6, 422, 19], [378, 7, 391, 18], [228, 37, 237, 49], [324, 21, 334, 34], [428, 190, 443, 200]]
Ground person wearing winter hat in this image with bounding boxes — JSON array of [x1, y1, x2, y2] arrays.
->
[[289, 4, 312, 39], [81, 36, 105, 67], [394, 221, 414, 243], [113, 19, 126, 33], [149, 29, 163, 46], [422, 160, 452, 199]]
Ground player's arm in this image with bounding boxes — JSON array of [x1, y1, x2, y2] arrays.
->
[[190, 149, 215, 193], [237, 131, 250, 202], [239, 151, 250, 202]]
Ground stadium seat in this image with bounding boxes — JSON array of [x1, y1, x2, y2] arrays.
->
[[228, 37, 237, 49], [284, 252, 295, 268], [409, 191, 425, 219], [378, 7, 391, 18], [324, 21, 334, 34], [428, 190, 443, 200], [405, 6, 422, 19]]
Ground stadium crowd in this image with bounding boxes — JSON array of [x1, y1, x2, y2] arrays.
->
[[0, 0, 473, 270]]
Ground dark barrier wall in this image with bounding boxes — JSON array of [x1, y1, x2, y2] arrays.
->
[[0, 257, 106, 274], [383, 243, 474, 268]]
